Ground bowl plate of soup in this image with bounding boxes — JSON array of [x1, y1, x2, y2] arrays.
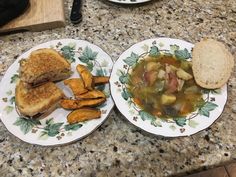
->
[[110, 38, 227, 137]]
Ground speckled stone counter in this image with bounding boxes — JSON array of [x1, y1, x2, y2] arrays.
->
[[0, 0, 236, 176]]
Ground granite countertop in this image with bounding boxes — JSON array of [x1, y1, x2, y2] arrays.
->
[[0, 0, 236, 176]]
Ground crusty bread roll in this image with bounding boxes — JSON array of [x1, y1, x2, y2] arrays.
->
[[192, 39, 235, 89]]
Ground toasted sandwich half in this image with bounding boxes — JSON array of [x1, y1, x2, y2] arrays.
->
[[19, 48, 71, 86], [15, 81, 64, 117]]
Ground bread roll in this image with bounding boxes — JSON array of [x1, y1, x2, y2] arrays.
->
[[192, 39, 234, 89]]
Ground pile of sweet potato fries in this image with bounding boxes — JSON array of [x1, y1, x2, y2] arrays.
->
[[60, 64, 109, 124]]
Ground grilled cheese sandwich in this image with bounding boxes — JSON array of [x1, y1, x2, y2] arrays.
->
[[15, 81, 64, 117], [19, 48, 71, 86]]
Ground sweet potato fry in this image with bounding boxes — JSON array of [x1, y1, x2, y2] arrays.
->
[[79, 98, 106, 107], [60, 98, 106, 110], [93, 76, 110, 85], [64, 78, 88, 95], [76, 90, 106, 99], [76, 64, 93, 90], [60, 99, 80, 109], [67, 108, 101, 124]]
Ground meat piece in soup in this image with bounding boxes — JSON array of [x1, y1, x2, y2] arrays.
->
[[128, 55, 204, 118]]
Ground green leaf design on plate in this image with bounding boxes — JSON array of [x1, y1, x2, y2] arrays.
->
[[151, 118, 162, 127], [119, 73, 130, 84], [139, 111, 162, 127], [149, 46, 160, 57], [188, 119, 199, 128], [79, 46, 98, 63], [170, 44, 180, 54], [128, 100, 134, 107], [202, 89, 210, 94], [46, 118, 54, 125], [44, 122, 64, 137], [4, 106, 14, 114], [202, 88, 221, 95], [64, 123, 83, 131], [6, 90, 12, 95], [87, 61, 94, 71], [198, 102, 218, 117], [139, 111, 156, 121], [61, 45, 76, 63], [96, 69, 106, 76], [10, 96, 15, 104], [96, 85, 105, 91], [39, 131, 49, 140], [211, 89, 221, 94], [97, 102, 107, 109], [95, 68, 107, 91], [123, 52, 139, 66], [175, 48, 191, 60], [174, 117, 187, 127], [14, 117, 41, 134], [10, 74, 19, 84], [121, 88, 131, 100], [103, 90, 110, 98]]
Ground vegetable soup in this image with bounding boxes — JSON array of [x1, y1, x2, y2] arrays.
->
[[127, 55, 204, 118]]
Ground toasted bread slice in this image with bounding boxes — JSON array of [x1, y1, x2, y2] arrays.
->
[[192, 39, 234, 89], [15, 81, 64, 117], [20, 48, 71, 86]]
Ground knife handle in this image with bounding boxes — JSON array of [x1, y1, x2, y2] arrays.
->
[[70, 0, 82, 24]]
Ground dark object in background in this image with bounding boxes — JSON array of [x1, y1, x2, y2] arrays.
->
[[70, 0, 82, 24], [0, 0, 30, 27]]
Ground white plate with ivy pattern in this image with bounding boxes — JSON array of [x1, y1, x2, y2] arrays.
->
[[0, 39, 114, 146], [110, 38, 227, 137], [108, 0, 151, 4]]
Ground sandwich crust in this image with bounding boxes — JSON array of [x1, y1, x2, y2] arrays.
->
[[192, 39, 235, 89], [20, 48, 71, 86], [15, 81, 64, 117]]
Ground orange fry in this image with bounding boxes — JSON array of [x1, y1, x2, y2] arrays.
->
[[76, 64, 93, 90], [60, 99, 80, 110], [76, 90, 106, 99], [93, 76, 110, 85], [67, 108, 101, 124], [64, 78, 88, 96], [60, 98, 106, 110]]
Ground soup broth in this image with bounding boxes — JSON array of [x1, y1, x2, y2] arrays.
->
[[128, 55, 204, 118]]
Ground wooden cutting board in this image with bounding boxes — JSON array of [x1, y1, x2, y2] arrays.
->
[[0, 0, 66, 33]]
